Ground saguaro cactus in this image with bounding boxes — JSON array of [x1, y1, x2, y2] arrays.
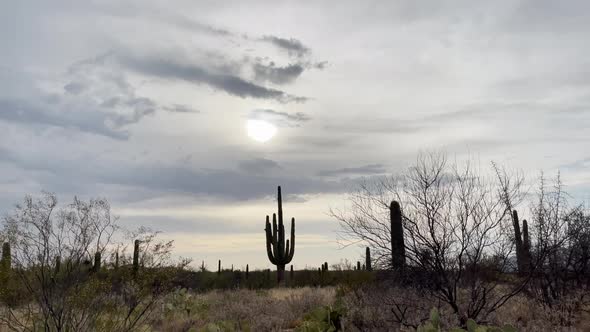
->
[[93, 252, 101, 272], [290, 264, 294, 281], [390, 201, 406, 270], [512, 210, 531, 274], [356, 261, 361, 271], [366, 247, 372, 271], [246, 264, 249, 279], [0, 243, 11, 282], [1, 243, 11, 270], [264, 186, 295, 284], [218, 260, 221, 274], [133, 240, 140, 273], [522, 220, 531, 267], [55, 256, 61, 273]]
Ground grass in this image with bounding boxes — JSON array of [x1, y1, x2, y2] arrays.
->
[[148, 286, 337, 331]]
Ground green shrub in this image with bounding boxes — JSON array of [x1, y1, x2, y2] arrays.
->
[[296, 305, 345, 332], [417, 308, 518, 332]]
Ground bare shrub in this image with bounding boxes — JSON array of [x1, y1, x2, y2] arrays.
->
[[333, 152, 530, 326], [0, 192, 185, 332]]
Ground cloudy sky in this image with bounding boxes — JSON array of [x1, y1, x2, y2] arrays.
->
[[1, 0, 590, 269]]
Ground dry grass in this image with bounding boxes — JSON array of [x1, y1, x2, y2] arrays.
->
[[148, 286, 337, 332]]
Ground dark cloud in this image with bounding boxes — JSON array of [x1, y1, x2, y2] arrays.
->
[[164, 104, 200, 114], [0, 99, 130, 140], [314, 61, 328, 70], [249, 109, 310, 127], [0, 142, 346, 202], [317, 164, 387, 177], [253, 63, 304, 85], [63, 82, 86, 95], [261, 36, 311, 58], [119, 55, 307, 103], [0, 56, 204, 140], [238, 158, 281, 174]]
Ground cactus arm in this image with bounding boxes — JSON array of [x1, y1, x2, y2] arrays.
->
[[284, 240, 290, 261], [277, 186, 283, 225], [287, 217, 295, 262], [272, 213, 278, 253], [265, 217, 277, 264], [278, 222, 285, 261]]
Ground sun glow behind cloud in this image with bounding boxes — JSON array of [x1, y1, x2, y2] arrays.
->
[[246, 119, 277, 142]]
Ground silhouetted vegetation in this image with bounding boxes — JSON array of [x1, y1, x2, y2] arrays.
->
[[0, 153, 589, 331], [264, 186, 295, 285]]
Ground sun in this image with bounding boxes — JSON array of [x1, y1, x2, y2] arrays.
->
[[247, 119, 277, 142]]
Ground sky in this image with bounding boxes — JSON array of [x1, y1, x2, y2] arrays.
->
[[1, 0, 590, 270]]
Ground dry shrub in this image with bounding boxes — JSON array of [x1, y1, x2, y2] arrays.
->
[[152, 286, 336, 331], [341, 285, 590, 332]]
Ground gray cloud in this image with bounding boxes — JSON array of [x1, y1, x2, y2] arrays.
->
[[63, 82, 86, 95], [0, 141, 341, 202], [164, 104, 200, 114], [253, 63, 305, 85], [238, 158, 282, 174], [317, 164, 387, 177], [119, 55, 307, 103], [0, 54, 206, 140], [0, 99, 131, 140], [248, 109, 310, 127], [261, 36, 311, 58]]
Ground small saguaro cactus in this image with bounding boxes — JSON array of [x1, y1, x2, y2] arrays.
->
[[523, 219, 531, 265], [512, 210, 531, 274], [290, 264, 294, 281], [93, 252, 101, 272], [390, 201, 406, 270], [357, 261, 361, 271], [366, 247, 372, 271], [231, 264, 234, 272], [264, 186, 295, 284], [0, 243, 11, 281], [246, 264, 249, 279], [324, 262, 328, 271], [55, 256, 61, 273], [133, 240, 140, 273], [218, 260, 221, 274], [1, 243, 11, 270]]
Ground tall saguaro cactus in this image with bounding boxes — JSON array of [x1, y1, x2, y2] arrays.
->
[[390, 201, 406, 270], [133, 240, 140, 273], [264, 186, 295, 284], [512, 210, 531, 274]]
